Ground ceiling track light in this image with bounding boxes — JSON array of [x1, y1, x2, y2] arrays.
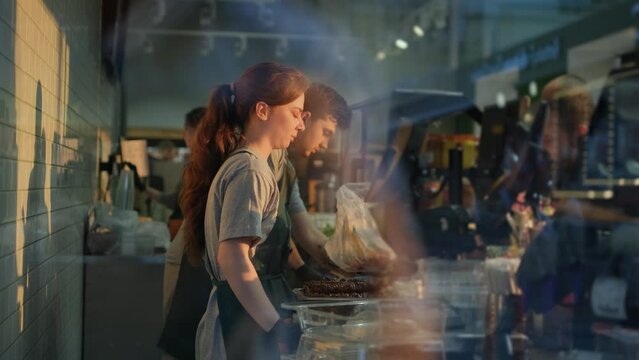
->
[[258, 3, 275, 28], [375, 50, 386, 61], [143, 38, 154, 54], [274, 37, 288, 59], [150, 0, 166, 25], [199, 1, 217, 26], [140, 34, 154, 54], [234, 36, 248, 57], [200, 36, 215, 56], [395, 38, 408, 50], [412, 25, 424, 38]]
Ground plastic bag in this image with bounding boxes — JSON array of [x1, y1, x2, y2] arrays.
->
[[325, 184, 396, 273]]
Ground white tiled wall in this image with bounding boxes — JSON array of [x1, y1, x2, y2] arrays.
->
[[0, 0, 115, 359]]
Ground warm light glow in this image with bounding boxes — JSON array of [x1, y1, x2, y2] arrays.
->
[[413, 25, 425, 37], [395, 38, 408, 50], [376, 51, 386, 61], [13, 0, 70, 334], [529, 81, 538, 97], [496, 92, 506, 108]]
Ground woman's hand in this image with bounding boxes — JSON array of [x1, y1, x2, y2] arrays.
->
[[218, 238, 280, 331]]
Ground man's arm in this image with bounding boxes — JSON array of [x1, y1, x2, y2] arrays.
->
[[290, 211, 335, 268], [126, 161, 179, 209], [146, 188, 179, 209], [287, 240, 305, 270]]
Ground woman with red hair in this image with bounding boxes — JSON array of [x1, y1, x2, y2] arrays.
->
[[180, 62, 308, 360]]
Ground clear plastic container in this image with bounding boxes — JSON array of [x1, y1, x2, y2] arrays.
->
[[417, 258, 489, 335], [282, 298, 446, 337], [417, 258, 486, 288], [283, 298, 487, 359], [295, 331, 446, 360]]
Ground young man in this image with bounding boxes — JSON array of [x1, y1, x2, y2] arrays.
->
[[277, 83, 352, 280], [292, 83, 351, 158]]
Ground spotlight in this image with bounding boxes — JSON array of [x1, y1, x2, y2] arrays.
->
[[200, 36, 214, 56], [413, 25, 425, 37], [375, 51, 386, 61], [234, 36, 247, 57], [258, 4, 275, 28], [335, 44, 345, 62], [142, 36, 154, 54], [150, 0, 166, 25], [496, 92, 506, 108], [199, 1, 216, 26], [274, 38, 288, 59], [529, 81, 538, 97], [434, 15, 447, 30], [395, 38, 408, 50]]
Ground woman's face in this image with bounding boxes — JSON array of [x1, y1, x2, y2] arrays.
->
[[268, 94, 307, 149]]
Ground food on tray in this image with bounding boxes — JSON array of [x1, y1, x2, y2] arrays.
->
[[298, 276, 426, 300], [301, 279, 378, 298]]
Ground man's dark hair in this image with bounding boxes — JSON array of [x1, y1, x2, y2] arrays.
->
[[184, 107, 206, 129], [304, 83, 351, 129]]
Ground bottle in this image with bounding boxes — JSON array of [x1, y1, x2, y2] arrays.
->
[[108, 161, 119, 204], [114, 165, 134, 210]]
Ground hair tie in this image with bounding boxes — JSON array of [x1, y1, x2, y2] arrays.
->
[[229, 82, 236, 104]]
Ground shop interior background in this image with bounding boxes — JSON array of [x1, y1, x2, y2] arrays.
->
[[0, 0, 638, 359]]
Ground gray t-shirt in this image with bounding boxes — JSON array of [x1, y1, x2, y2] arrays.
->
[[203, 148, 279, 281], [269, 149, 306, 215]]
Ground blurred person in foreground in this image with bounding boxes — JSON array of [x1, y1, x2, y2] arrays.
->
[[516, 75, 635, 350]]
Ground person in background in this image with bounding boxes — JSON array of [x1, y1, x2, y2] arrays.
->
[[131, 107, 206, 239], [131, 107, 210, 360], [180, 62, 308, 360]]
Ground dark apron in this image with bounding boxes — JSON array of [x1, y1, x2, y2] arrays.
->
[[158, 253, 212, 359], [214, 152, 296, 360]]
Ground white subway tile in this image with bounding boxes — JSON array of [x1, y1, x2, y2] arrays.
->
[[1, 1, 112, 358]]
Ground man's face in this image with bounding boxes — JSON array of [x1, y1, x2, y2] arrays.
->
[[183, 125, 196, 150], [294, 115, 337, 157]]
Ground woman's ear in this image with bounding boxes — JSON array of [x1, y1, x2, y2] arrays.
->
[[255, 101, 269, 121]]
